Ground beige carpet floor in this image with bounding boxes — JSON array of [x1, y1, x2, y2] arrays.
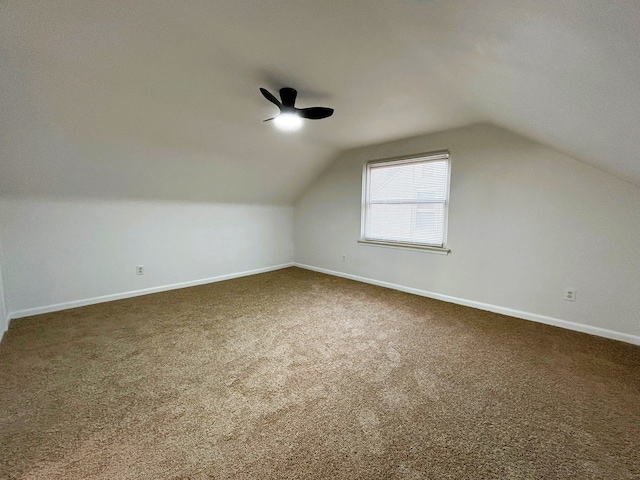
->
[[0, 267, 639, 479]]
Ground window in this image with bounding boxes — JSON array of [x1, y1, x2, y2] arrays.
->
[[360, 152, 451, 252]]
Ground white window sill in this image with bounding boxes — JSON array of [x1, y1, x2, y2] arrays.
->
[[358, 239, 451, 255]]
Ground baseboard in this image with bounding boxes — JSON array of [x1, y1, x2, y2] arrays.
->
[[7, 263, 295, 323], [294, 263, 640, 346]]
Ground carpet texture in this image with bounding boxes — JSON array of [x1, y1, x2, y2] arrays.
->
[[1, 267, 639, 479]]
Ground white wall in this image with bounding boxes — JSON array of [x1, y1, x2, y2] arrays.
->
[[0, 255, 8, 340], [0, 198, 293, 318], [294, 124, 640, 343]]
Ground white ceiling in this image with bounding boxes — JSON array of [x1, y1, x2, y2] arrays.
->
[[1, 1, 639, 203]]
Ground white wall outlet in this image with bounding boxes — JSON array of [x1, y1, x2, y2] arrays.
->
[[564, 287, 576, 302], [342, 254, 347, 262], [136, 265, 144, 275]]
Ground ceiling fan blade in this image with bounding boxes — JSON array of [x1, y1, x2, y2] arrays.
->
[[279, 87, 298, 108], [260, 88, 282, 107], [297, 107, 334, 120]]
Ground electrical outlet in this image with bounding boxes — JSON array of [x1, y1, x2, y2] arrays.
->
[[563, 287, 576, 302], [136, 265, 144, 275], [341, 254, 347, 262]]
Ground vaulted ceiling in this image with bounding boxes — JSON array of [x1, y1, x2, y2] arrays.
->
[[1, 1, 639, 203]]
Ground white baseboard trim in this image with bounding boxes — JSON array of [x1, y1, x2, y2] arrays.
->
[[7, 263, 294, 323], [294, 263, 640, 346]]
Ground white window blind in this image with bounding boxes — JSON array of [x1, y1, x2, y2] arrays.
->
[[362, 153, 450, 249]]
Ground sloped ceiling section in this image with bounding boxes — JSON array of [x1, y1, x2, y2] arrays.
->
[[1, 1, 639, 204]]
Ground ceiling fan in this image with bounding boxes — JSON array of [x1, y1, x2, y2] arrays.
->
[[260, 87, 334, 130]]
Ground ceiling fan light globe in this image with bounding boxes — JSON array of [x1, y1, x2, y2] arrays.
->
[[273, 113, 303, 132]]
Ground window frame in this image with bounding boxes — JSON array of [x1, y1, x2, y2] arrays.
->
[[359, 151, 452, 254]]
